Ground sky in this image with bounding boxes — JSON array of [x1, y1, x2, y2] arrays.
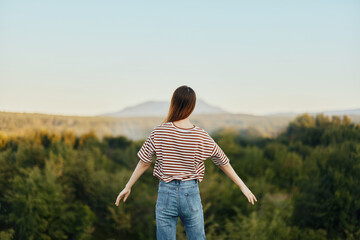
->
[[0, 0, 359, 116]]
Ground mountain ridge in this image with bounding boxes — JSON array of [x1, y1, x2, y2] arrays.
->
[[98, 98, 229, 117], [99, 99, 360, 118]]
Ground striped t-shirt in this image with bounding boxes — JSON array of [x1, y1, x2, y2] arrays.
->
[[137, 121, 230, 183]]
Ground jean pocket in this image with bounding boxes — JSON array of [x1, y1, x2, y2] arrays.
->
[[185, 191, 202, 213], [156, 191, 170, 211]]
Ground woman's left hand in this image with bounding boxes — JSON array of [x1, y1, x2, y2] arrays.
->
[[115, 187, 131, 206], [239, 184, 257, 205]]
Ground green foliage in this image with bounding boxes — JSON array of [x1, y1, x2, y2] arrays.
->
[[5, 165, 95, 240], [0, 113, 359, 239], [292, 142, 360, 239], [0, 229, 15, 240]]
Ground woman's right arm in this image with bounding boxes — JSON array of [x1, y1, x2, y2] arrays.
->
[[205, 130, 257, 205], [218, 163, 257, 205]]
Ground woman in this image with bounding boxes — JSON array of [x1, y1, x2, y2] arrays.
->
[[115, 85, 257, 239]]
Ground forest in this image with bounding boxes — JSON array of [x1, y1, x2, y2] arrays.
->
[[0, 113, 359, 240]]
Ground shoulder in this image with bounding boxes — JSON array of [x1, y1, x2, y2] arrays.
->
[[150, 122, 171, 134], [193, 125, 207, 133], [195, 126, 207, 134], [197, 127, 215, 142], [153, 122, 171, 131], [194, 126, 213, 140]]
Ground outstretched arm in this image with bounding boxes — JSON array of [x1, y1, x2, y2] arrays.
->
[[125, 160, 151, 189], [115, 160, 151, 206], [218, 163, 257, 205]]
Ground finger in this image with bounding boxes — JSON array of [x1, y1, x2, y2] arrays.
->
[[116, 194, 123, 205], [248, 196, 252, 204], [250, 193, 256, 201], [249, 195, 254, 205], [124, 192, 130, 202]]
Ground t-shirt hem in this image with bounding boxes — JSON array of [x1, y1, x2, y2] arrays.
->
[[153, 172, 203, 183]]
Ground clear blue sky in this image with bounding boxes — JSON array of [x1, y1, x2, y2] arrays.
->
[[0, 0, 359, 116]]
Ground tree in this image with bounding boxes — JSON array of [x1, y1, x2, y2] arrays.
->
[[5, 166, 95, 240]]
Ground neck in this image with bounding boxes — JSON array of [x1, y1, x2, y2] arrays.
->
[[172, 118, 193, 128]]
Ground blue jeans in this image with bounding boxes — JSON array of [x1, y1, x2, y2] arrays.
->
[[156, 179, 206, 240]]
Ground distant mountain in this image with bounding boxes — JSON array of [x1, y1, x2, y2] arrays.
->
[[99, 99, 229, 117], [265, 108, 360, 117], [265, 112, 298, 117], [316, 108, 360, 115]]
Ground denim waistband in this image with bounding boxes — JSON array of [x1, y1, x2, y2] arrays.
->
[[159, 178, 198, 186]]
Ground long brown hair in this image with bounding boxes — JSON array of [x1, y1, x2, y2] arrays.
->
[[163, 85, 196, 123]]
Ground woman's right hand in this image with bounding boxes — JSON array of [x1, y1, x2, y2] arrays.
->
[[240, 184, 257, 205], [217, 162, 257, 205], [115, 187, 131, 206]]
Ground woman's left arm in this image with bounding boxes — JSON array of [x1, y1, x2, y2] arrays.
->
[[115, 160, 151, 206]]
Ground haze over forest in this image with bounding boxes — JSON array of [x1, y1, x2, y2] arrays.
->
[[1, 99, 359, 141]]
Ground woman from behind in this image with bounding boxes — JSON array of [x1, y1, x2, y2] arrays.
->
[[115, 85, 257, 240]]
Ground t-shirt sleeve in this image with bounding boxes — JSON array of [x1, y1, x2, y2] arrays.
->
[[137, 130, 156, 164], [210, 141, 230, 166], [205, 131, 230, 166]]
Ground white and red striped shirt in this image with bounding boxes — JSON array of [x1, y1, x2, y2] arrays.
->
[[137, 121, 230, 183]]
